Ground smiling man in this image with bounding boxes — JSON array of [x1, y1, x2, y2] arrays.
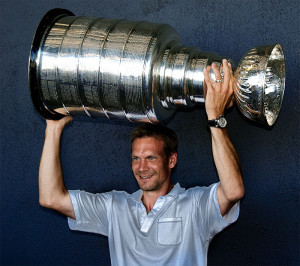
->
[[38, 59, 244, 265], [131, 125, 178, 213]]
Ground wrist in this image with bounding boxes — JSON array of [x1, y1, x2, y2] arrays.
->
[[45, 124, 64, 138], [207, 112, 225, 120], [207, 115, 227, 129]]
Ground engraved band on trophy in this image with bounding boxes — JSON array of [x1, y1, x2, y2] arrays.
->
[[29, 8, 285, 126]]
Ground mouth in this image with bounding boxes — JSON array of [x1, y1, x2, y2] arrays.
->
[[138, 173, 154, 180]]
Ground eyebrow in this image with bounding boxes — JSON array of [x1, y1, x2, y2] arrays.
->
[[131, 153, 161, 158]]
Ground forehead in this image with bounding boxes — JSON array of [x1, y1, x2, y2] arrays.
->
[[132, 137, 165, 155]]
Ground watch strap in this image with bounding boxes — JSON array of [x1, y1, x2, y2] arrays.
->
[[207, 119, 218, 127], [207, 115, 227, 128]]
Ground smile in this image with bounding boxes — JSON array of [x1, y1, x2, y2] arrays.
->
[[139, 173, 154, 179]]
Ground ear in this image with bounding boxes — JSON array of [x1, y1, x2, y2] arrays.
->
[[168, 153, 177, 169]]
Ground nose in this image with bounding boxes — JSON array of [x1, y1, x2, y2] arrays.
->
[[139, 159, 149, 172]]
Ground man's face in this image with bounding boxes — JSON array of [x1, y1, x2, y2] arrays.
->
[[131, 137, 177, 192]]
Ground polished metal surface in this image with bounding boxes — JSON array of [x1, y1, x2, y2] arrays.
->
[[29, 8, 285, 126], [234, 44, 285, 126]]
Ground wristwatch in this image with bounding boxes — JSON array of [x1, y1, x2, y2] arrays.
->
[[207, 115, 227, 128]]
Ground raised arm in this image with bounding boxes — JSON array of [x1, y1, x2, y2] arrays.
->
[[39, 116, 75, 219], [204, 59, 245, 216]]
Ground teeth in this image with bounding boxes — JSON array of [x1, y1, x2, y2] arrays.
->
[[140, 174, 153, 179]]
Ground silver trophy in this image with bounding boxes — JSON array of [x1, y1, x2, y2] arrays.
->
[[29, 8, 285, 126]]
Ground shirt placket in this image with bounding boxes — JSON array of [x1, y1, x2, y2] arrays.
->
[[139, 196, 167, 233]]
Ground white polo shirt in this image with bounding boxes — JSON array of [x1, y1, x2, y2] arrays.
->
[[68, 183, 239, 266]]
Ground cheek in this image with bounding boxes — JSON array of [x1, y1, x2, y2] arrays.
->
[[153, 162, 167, 174], [132, 161, 142, 173], [132, 163, 137, 172]]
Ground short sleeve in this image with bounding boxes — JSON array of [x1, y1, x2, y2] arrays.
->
[[67, 190, 111, 236], [194, 183, 240, 241]]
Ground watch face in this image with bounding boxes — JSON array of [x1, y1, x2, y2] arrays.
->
[[218, 116, 227, 128]]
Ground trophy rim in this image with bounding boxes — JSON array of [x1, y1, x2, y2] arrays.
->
[[28, 8, 75, 120], [263, 43, 285, 126]]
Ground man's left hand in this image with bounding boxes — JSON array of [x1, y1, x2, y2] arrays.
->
[[204, 59, 234, 120]]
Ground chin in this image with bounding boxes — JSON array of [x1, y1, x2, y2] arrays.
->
[[141, 186, 156, 192], [138, 181, 160, 192]]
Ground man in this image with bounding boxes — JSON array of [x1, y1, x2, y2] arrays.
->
[[39, 59, 244, 265]]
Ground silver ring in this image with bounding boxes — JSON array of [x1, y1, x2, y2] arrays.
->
[[215, 79, 223, 83]]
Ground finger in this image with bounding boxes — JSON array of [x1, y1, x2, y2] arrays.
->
[[229, 62, 234, 80], [204, 66, 215, 98], [64, 115, 73, 125], [231, 93, 235, 102], [219, 65, 224, 79], [211, 63, 222, 81], [222, 59, 230, 86], [204, 65, 213, 87], [228, 63, 234, 96], [229, 95, 235, 108], [229, 73, 233, 94], [228, 61, 233, 74]]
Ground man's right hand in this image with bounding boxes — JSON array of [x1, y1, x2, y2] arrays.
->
[[46, 115, 73, 133]]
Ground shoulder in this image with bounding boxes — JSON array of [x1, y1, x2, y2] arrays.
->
[[184, 182, 218, 193], [69, 189, 129, 197], [110, 190, 131, 200], [181, 183, 219, 200], [69, 189, 129, 203], [68, 189, 133, 211]]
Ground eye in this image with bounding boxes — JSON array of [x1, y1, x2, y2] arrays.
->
[[147, 156, 156, 161], [132, 156, 140, 161]]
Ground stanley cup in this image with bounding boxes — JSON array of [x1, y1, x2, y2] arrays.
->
[[29, 8, 285, 126]]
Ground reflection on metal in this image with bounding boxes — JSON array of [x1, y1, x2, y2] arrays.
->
[[234, 44, 285, 126], [29, 8, 285, 126]]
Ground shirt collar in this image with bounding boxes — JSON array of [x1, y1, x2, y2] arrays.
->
[[129, 183, 185, 202], [168, 183, 185, 197]]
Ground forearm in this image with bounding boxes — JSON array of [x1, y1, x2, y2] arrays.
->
[[210, 127, 244, 203], [39, 125, 68, 209], [203, 59, 244, 215]]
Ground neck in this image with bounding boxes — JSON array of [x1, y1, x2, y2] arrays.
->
[[141, 183, 174, 214]]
